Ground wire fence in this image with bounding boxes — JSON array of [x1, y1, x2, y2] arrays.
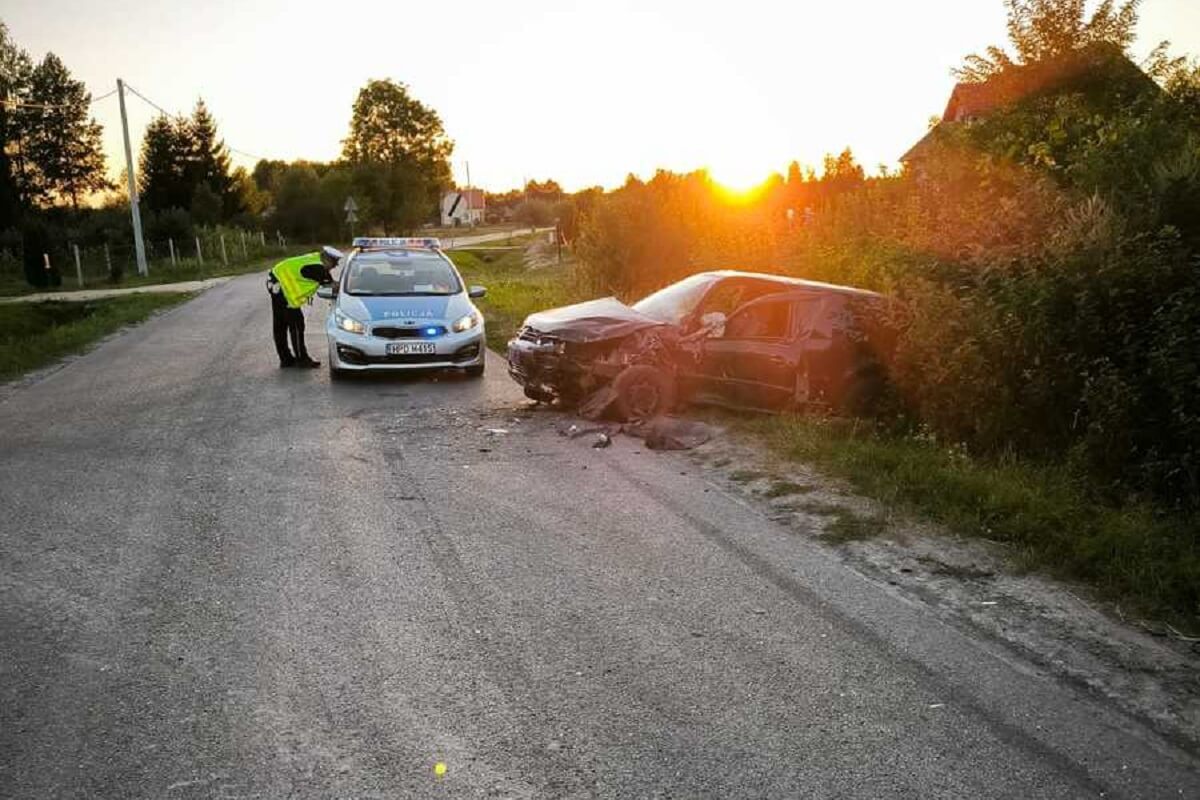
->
[[0, 228, 300, 294]]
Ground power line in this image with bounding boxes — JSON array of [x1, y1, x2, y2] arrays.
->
[[121, 82, 173, 117], [1, 88, 117, 111], [123, 82, 266, 164]]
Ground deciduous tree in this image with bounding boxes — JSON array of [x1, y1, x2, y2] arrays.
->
[[342, 79, 453, 233]]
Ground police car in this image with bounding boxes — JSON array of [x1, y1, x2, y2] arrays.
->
[[317, 237, 487, 378]]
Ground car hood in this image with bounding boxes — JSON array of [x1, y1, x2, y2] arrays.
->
[[338, 294, 458, 323], [524, 297, 667, 344]]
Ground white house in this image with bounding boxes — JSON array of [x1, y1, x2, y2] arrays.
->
[[440, 189, 486, 227]]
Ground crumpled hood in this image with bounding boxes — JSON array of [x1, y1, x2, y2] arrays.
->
[[524, 297, 666, 344]]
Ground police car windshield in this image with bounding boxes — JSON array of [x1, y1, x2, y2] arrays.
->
[[345, 252, 461, 296]]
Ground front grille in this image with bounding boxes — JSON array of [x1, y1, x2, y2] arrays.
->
[[367, 353, 451, 365], [372, 326, 445, 339]]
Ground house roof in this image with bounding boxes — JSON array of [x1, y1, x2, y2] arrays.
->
[[902, 43, 1158, 163]]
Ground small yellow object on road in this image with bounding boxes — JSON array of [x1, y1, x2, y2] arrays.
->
[[434, 762, 447, 777]]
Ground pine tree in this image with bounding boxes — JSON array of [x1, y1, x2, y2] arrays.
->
[[24, 53, 111, 208], [139, 114, 192, 212], [186, 100, 236, 219]]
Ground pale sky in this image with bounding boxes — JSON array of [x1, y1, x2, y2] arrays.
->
[[5, 0, 1200, 192]]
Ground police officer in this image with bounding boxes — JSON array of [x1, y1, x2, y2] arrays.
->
[[268, 247, 339, 368]]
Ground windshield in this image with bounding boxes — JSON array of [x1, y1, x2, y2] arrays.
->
[[631, 274, 719, 325], [344, 253, 462, 296]]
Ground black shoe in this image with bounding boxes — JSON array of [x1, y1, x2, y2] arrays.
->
[[298, 358, 321, 369], [279, 359, 297, 368]]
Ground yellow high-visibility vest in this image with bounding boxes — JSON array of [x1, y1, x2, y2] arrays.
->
[[271, 253, 321, 309]]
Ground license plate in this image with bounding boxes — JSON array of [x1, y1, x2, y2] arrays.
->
[[386, 342, 436, 355]]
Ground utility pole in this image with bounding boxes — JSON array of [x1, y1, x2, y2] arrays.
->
[[117, 79, 148, 277]]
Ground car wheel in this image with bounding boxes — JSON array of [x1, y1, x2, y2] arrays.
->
[[524, 385, 554, 403], [465, 361, 485, 378], [612, 364, 675, 421]]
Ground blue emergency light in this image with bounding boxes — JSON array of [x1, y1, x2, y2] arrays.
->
[[352, 237, 442, 250]]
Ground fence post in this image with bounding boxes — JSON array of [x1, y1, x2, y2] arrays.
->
[[259, 231, 266, 248], [276, 230, 284, 248], [220, 234, 228, 266], [240, 231, 248, 259], [73, 244, 83, 288], [168, 238, 176, 267], [104, 243, 112, 278], [195, 237, 203, 265]]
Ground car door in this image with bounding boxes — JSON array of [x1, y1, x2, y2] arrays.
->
[[694, 296, 798, 410]]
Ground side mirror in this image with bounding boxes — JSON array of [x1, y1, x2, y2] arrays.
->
[[316, 285, 336, 300], [468, 285, 487, 299]]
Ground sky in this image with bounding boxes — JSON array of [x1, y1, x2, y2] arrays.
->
[[5, 0, 1200, 192]]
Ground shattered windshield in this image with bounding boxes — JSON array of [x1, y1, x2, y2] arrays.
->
[[631, 274, 719, 325], [345, 253, 461, 296]]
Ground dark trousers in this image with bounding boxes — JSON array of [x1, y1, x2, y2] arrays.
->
[[270, 290, 310, 363]]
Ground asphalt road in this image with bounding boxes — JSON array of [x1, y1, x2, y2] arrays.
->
[[1, 274, 1197, 798]]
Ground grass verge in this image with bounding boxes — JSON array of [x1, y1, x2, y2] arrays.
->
[[747, 414, 1200, 629], [446, 238, 581, 352], [0, 293, 191, 381]]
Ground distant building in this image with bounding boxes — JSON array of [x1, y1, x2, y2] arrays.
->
[[901, 43, 1158, 168], [440, 189, 486, 227]]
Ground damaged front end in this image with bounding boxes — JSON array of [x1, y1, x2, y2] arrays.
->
[[506, 297, 683, 419]]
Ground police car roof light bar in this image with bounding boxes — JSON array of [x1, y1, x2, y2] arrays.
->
[[352, 237, 442, 250]]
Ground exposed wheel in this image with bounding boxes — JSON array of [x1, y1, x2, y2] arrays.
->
[[612, 364, 675, 421], [524, 385, 554, 403], [464, 361, 485, 378]]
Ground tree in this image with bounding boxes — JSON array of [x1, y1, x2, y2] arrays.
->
[[342, 79, 453, 233], [957, 0, 1146, 82], [186, 100, 237, 218], [190, 182, 221, 225], [139, 114, 192, 213], [22, 53, 111, 208], [0, 22, 33, 225]]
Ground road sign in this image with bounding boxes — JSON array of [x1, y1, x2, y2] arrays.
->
[[344, 196, 358, 213]]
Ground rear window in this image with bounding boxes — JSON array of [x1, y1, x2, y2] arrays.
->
[[345, 252, 461, 296]]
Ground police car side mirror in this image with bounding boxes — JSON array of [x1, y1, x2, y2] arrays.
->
[[468, 285, 487, 299], [316, 285, 336, 301]]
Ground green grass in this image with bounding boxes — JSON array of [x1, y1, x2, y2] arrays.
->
[[447, 237, 580, 351], [748, 415, 1200, 628], [761, 479, 815, 498], [0, 293, 191, 381]]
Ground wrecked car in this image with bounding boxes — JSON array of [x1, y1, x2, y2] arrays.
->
[[506, 270, 895, 420]]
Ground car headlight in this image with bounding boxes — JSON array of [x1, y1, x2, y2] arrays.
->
[[451, 312, 480, 333], [334, 308, 366, 335]]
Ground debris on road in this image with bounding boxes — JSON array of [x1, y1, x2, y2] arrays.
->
[[592, 432, 612, 448], [632, 417, 717, 451]]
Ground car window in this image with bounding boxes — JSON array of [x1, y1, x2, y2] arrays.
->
[[796, 296, 830, 337], [724, 300, 791, 340], [345, 253, 461, 296]]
